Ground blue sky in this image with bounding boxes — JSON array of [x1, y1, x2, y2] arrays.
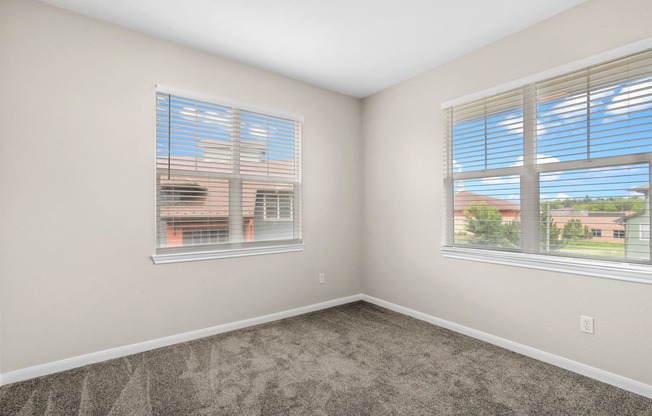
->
[[453, 76, 652, 203], [156, 94, 297, 162]]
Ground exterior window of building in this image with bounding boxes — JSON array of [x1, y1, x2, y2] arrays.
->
[[444, 48, 652, 273], [182, 228, 229, 246], [263, 192, 293, 220], [154, 90, 302, 262]]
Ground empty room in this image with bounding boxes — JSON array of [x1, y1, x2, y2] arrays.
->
[[1, 0, 652, 414]]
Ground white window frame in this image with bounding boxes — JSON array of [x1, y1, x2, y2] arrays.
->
[[262, 192, 294, 221], [152, 86, 304, 264], [441, 40, 652, 285]]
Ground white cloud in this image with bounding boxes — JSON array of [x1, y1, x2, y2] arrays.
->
[[550, 94, 587, 119], [499, 115, 523, 134], [556, 193, 570, 199], [499, 115, 548, 136], [605, 77, 652, 117]]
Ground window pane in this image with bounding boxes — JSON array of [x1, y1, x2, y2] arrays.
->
[[537, 62, 652, 163], [539, 164, 649, 261], [248, 183, 296, 241], [453, 176, 521, 248], [157, 175, 230, 249], [536, 91, 589, 163], [452, 89, 523, 173]]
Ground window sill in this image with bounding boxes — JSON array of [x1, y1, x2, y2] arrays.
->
[[152, 244, 304, 264], [441, 246, 652, 285]]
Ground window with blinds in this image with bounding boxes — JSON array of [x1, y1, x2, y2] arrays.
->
[[444, 48, 652, 265], [155, 92, 302, 257]]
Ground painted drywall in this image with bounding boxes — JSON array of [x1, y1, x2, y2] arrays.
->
[[362, 0, 652, 385], [0, 0, 363, 372]]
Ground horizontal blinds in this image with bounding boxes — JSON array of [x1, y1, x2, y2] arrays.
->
[[156, 93, 302, 251], [451, 89, 523, 172], [447, 47, 652, 264], [537, 49, 652, 162], [539, 164, 649, 261], [453, 177, 521, 249]]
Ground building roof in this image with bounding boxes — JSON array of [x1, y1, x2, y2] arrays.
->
[[615, 211, 645, 223], [615, 186, 648, 222], [453, 191, 520, 213], [630, 185, 649, 195], [158, 155, 296, 219]]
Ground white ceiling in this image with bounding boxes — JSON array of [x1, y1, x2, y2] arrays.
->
[[40, 0, 586, 98]]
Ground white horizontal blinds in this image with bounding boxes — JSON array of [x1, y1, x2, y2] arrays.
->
[[539, 164, 650, 261], [534, 50, 652, 263], [452, 88, 523, 172], [156, 93, 302, 252], [536, 49, 652, 162], [449, 89, 524, 250], [446, 47, 652, 265], [453, 177, 521, 249]]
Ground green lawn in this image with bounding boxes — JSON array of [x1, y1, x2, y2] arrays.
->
[[557, 241, 625, 258], [456, 233, 627, 259]]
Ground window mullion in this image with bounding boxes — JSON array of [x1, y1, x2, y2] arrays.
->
[[648, 162, 652, 264], [229, 109, 244, 243], [444, 108, 455, 246], [520, 84, 540, 254]]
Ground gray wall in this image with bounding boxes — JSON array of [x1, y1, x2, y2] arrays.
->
[[0, 0, 363, 373], [362, 0, 652, 385]]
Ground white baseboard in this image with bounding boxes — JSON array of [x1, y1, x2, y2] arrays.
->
[[361, 294, 652, 399], [0, 294, 363, 387], [2, 293, 651, 400]]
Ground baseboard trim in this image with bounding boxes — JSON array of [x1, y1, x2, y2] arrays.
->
[[0, 294, 363, 387], [2, 293, 651, 400], [361, 294, 652, 399]]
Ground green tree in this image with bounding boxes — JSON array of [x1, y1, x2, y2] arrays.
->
[[504, 219, 521, 247], [562, 219, 592, 241], [540, 209, 563, 252], [464, 202, 516, 247]]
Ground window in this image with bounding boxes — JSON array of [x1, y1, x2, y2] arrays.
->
[[154, 90, 302, 263], [444, 48, 652, 279], [262, 191, 293, 220], [182, 228, 228, 245]]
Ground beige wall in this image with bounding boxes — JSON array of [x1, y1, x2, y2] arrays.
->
[[0, 0, 363, 372], [363, 0, 652, 385]]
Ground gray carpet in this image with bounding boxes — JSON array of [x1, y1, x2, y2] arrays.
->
[[0, 301, 650, 415]]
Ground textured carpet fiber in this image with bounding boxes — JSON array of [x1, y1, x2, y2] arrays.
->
[[1, 301, 650, 415]]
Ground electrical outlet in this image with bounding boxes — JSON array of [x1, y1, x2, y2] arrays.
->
[[580, 316, 594, 334], [319, 273, 325, 284]]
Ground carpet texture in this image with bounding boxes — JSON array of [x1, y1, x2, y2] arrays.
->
[[0, 301, 650, 415]]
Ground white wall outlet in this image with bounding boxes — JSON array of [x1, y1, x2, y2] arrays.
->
[[319, 273, 325, 284], [580, 315, 594, 334]]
